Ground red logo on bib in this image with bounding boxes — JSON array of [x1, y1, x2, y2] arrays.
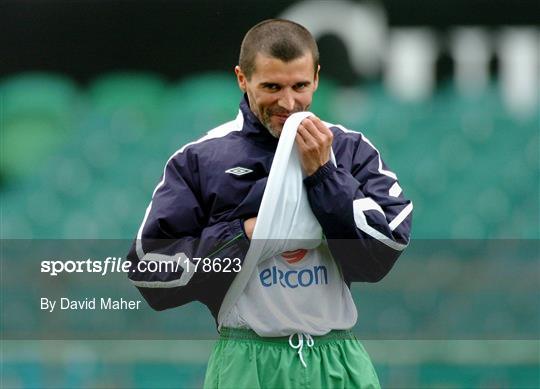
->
[[281, 249, 307, 264]]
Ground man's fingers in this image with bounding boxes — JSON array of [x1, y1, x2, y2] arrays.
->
[[243, 217, 257, 240], [300, 117, 320, 136], [296, 131, 307, 149], [299, 117, 332, 145], [296, 118, 332, 176], [296, 123, 310, 140], [297, 124, 323, 151], [311, 116, 333, 136], [298, 119, 321, 142], [310, 117, 333, 140]]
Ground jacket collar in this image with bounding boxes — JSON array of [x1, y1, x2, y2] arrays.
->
[[240, 94, 279, 149]]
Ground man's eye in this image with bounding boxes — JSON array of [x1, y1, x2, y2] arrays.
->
[[295, 83, 308, 90], [266, 84, 279, 91]]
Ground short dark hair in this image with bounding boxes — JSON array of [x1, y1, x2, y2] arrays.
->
[[239, 19, 319, 80]]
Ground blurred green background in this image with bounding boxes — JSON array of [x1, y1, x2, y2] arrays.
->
[[1, 0, 539, 388], [1, 70, 538, 388], [1, 71, 538, 239]]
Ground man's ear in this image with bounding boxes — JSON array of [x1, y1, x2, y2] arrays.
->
[[235, 66, 247, 92], [313, 64, 321, 91]]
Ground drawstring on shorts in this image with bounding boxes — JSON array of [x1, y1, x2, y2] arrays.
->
[[218, 327, 355, 369], [288, 332, 314, 368]]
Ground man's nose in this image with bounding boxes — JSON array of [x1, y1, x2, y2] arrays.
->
[[278, 89, 296, 112]]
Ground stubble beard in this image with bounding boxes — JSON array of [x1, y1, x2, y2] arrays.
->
[[246, 91, 307, 138], [260, 104, 305, 139], [261, 110, 281, 138]]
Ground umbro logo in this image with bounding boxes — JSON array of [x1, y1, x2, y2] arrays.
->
[[225, 167, 253, 176]]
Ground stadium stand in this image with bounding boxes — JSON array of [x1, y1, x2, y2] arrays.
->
[[2, 72, 538, 239], [1, 72, 538, 388]]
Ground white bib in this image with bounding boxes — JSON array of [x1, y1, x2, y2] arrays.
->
[[218, 112, 357, 336]]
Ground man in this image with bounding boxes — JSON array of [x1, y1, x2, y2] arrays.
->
[[128, 19, 412, 388]]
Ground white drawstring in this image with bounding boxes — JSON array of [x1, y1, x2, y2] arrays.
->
[[288, 332, 314, 368]]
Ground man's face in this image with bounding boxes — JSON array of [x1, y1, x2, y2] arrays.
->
[[235, 53, 319, 137]]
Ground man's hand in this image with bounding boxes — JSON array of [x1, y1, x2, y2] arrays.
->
[[296, 116, 333, 176], [243, 217, 257, 240]]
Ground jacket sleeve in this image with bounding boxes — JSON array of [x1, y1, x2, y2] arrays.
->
[[304, 129, 413, 283], [127, 148, 250, 311]]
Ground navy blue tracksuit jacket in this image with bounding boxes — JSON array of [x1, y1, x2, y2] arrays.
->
[[128, 96, 413, 321]]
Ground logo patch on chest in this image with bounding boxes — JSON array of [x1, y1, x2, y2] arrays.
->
[[281, 249, 308, 264], [225, 167, 253, 176]]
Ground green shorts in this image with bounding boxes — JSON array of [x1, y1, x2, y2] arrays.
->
[[203, 327, 380, 389]]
